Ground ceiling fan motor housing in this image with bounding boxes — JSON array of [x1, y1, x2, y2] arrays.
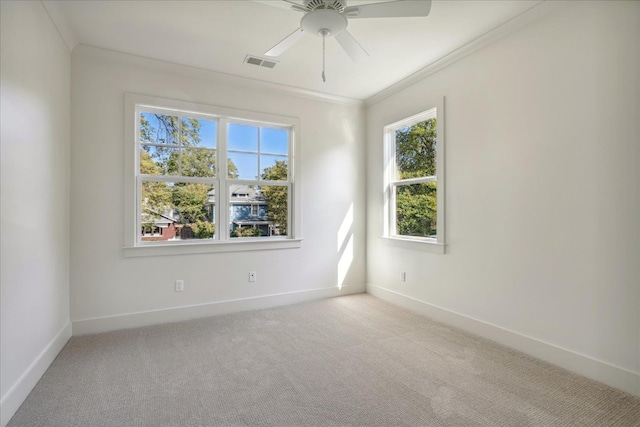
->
[[304, 0, 346, 13], [301, 9, 348, 37]]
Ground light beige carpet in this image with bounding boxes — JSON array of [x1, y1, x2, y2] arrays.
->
[[8, 294, 639, 426]]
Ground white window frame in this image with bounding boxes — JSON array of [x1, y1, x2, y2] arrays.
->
[[383, 98, 445, 254], [123, 94, 302, 257]]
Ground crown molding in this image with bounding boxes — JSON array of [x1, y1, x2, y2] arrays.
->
[[41, 0, 78, 52], [74, 44, 364, 107], [365, 0, 561, 107]]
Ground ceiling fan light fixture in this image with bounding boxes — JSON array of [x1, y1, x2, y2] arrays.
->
[[262, 0, 432, 81], [301, 9, 347, 38]]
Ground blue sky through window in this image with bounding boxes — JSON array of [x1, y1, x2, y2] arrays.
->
[[140, 114, 287, 180], [228, 152, 258, 179], [228, 123, 288, 180], [140, 113, 217, 149], [141, 112, 177, 145], [261, 128, 288, 155], [196, 119, 217, 149], [229, 124, 258, 151]]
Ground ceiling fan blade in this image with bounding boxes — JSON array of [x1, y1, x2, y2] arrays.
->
[[265, 28, 305, 57], [252, 0, 306, 13], [344, 0, 431, 19], [335, 30, 369, 62]]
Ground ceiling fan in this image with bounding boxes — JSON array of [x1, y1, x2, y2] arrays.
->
[[259, 0, 432, 82]]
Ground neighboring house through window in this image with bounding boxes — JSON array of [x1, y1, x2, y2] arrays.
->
[[124, 94, 301, 256]]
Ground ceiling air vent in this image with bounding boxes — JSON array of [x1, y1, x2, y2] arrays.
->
[[244, 55, 278, 69]]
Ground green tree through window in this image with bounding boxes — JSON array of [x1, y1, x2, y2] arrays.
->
[[385, 113, 438, 239], [261, 160, 289, 235], [140, 113, 227, 238], [129, 95, 299, 249], [393, 118, 437, 238]]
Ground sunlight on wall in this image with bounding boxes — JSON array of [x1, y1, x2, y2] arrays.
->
[[337, 204, 354, 289], [337, 204, 353, 252], [340, 113, 356, 145], [337, 235, 354, 290]]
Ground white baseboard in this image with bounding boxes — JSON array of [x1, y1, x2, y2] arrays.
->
[[1, 321, 72, 427], [72, 284, 365, 336], [367, 284, 640, 397]]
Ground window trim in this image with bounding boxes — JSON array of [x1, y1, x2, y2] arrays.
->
[[123, 94, 302, 257], [382, 97, 445, 253]]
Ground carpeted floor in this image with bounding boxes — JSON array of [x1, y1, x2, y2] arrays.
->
[[8, 294, 640, 426]]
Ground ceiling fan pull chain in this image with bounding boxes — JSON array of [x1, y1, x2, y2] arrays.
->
[[322, 31, 326, 82]]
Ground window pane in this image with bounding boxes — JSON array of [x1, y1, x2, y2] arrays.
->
[[261, 156, 288, 180], [140, 145, 178, 176], [395, 182, 437, 238], [261, 127, 288, 155], [140, 148, 162, 176], [228, 123, 258, 152], [395, 118, 437, 180], [229, 185, 288, 238], [181, 148, 216, 178], [140, 112, 179, 145], [228, 152, 258, 179], [141, 180, 175, 241], [180, 118, 203, 147], [194, 119, 217, 149], [141, 180, 215, 241]]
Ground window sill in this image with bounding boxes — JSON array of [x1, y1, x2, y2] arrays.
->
[[123, 238, 302, 258], [381, 236, 446, 254]]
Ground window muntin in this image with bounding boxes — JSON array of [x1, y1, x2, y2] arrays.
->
[[139, 112, 217, 177], [384, 104, 444, 248], [133, 103, 295, 247], [227, 123, 289, 181]]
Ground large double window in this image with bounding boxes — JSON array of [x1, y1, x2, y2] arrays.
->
[[384, 101, 445, 252], [124, 95, 301, 256]]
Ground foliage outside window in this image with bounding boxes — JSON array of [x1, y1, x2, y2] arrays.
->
[[131, 100, 296, 250], [384, 104, 445, 250], [139, 112, 218, 243]]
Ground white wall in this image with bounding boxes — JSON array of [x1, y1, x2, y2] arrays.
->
[[0, 2, 72, 425], [70, 46, 366, 333], [366, 1, 639, 395], [2, 5, 636, 425]]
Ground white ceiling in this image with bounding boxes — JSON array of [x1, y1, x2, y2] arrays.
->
[[54, 0, 543, 101]]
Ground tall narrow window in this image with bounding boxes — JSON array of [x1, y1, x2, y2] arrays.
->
[[139, 110, 218, 242], [384, 102, 445, 251], [227, 122, 291, 239]]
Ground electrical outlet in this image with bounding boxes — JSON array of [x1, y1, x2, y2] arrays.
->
[[400, 272, 406, 282], [175, 280, 184, 292], [249, 271, 256, 283]]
